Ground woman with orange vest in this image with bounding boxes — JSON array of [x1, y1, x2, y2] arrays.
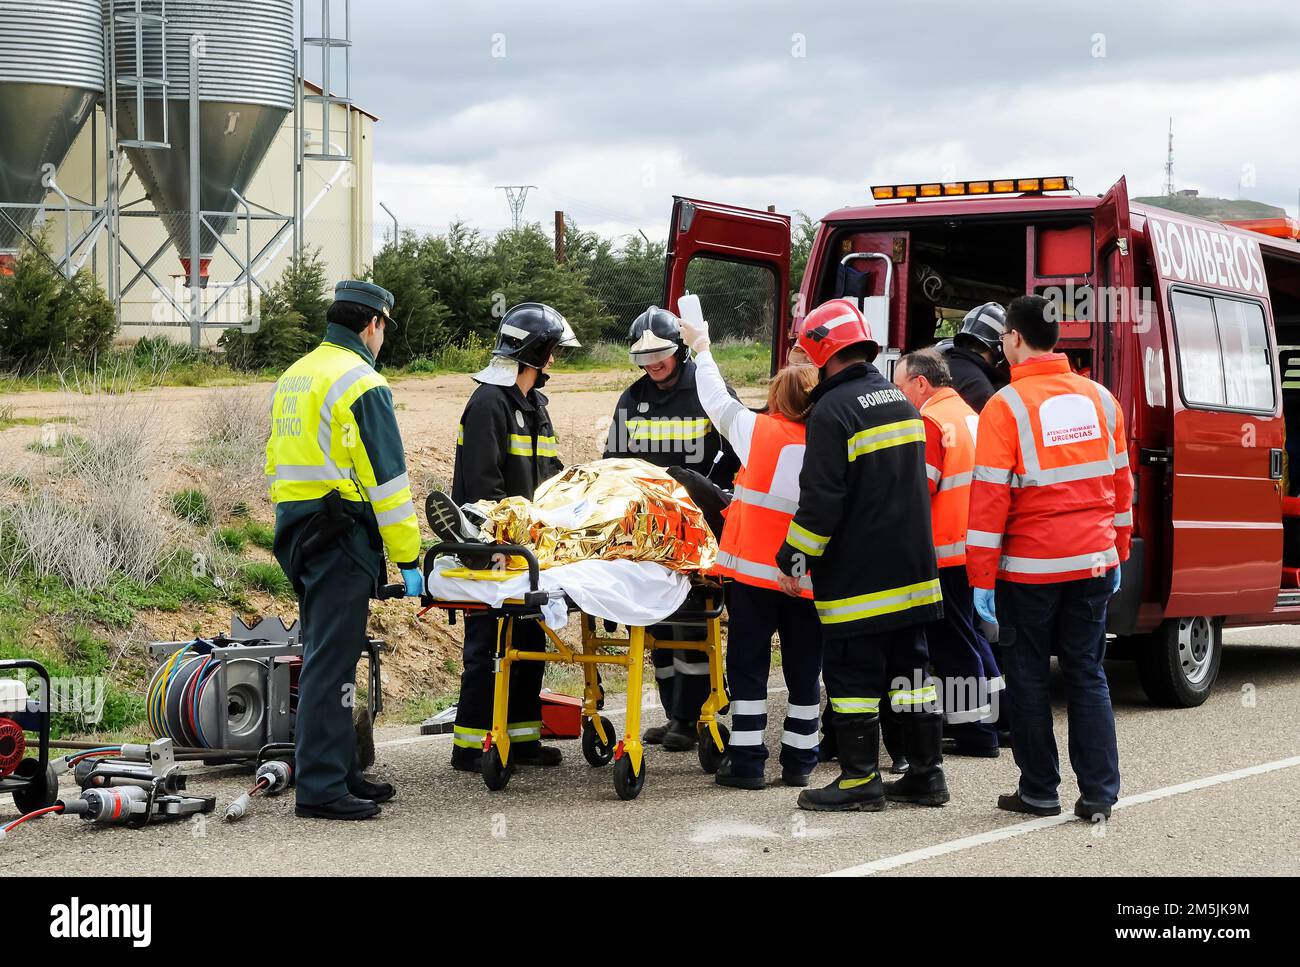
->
[[677, 297, 824, 789]]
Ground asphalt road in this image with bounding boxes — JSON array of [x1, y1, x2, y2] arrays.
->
[[3, 626, 1298, 877]]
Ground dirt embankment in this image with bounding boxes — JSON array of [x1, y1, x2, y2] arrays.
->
[[0, 371, 765, 709]]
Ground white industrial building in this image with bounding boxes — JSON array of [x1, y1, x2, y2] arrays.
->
[[0, 1, 377, 347]]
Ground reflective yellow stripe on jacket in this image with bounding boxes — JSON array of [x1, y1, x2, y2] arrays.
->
[[265, 341, 420, 564]]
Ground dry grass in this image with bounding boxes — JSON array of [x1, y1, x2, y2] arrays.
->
[[0, 361, 173, 592]]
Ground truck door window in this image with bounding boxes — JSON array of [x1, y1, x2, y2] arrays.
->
[[1217, 299, 1274, 410], [1170, 289, 1275, 412], [683, 257, 778, 345]]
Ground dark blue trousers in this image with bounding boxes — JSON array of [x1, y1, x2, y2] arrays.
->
[[927, 566, 1001, 750], [996, 574, 1121, 807], [724, 581, 823, 778], [282, 540, 371, 806]]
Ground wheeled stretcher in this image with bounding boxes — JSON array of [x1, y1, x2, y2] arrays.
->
[[420, 543, 729, 800]]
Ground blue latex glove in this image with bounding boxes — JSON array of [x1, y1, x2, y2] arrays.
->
[[1110, 564, 1122, 596], [401, 567, 425, 598], [974, 588, 997, 625]]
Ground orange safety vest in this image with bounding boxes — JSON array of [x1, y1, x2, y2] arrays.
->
[[920, 387, 978, 568], [713, 413, 814, 597], [967, 353, 1133, 589]]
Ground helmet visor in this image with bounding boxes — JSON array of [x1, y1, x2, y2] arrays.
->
[[628, 330, 679, 366]]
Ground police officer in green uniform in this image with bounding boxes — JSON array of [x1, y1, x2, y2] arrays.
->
[[266, 281, 423, 821]]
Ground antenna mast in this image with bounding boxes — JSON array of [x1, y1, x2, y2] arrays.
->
[[1164, 117, 1175, 196]]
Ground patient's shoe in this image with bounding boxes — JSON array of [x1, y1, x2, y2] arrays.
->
[[426, 490, 493, 568]]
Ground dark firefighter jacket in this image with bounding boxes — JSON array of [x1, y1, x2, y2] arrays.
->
[[602, 358, 740, 488], [776, 362, 943, 638], [946, 345, 1002, 414], [452, 381, 563, 504]]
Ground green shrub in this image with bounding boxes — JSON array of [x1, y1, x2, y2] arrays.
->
[[220, 249, 329, 371], [0, 236, 115, 374], [242, 520, 276, 551], [240, 561, 292, 597], [170, 488, 214, 527], [212, 526, 247, 552]]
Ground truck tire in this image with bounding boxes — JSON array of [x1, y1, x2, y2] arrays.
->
[[1136, 616, 1221, 708]]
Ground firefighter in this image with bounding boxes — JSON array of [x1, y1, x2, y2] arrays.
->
[[676, 308, 824, 788], [944, 302, 1008, 413], [967, 294, 1132, 821], [266, 280, 421, 821], [894, 347, 1002, 757], [603, 306, 740, 751], [775, 299, 948, 812], [448, 303, 579, 773]]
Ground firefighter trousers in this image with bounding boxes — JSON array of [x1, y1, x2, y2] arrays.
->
[[821, 624, 938, 722], [453, 613, 546, 755], [927, 566, 1001, 750], [724, 581, 822, 777], [649, 623, 711, 723]]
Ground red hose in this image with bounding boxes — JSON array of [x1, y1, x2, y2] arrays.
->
[[3, 803, 64, 834]]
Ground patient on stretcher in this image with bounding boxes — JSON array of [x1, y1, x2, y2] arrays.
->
[[425, 457, 720, 572]]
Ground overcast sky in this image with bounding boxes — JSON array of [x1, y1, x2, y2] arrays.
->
[[342, 0, 1300, 244]]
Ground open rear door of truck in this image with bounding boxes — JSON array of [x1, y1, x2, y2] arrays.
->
[[663, 197, 791, 372], [1145, 207, 1285, 617]]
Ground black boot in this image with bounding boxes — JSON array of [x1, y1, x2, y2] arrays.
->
[[512, 741, 563, 767], [661, 719, 698, 752], [797, 714, 886, 812], [295, 793, 381, 820], [884, 712, 950, 806], [349, 777, 395, 804]]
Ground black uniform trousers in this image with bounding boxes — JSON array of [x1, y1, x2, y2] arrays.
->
[[282, 540, 371, 807], [821, 624, 937, 722], [724, 581, 822, 777], [453, 613, 546, 752], [926, 566, 1001, 750], [649, 623, 711, 723]]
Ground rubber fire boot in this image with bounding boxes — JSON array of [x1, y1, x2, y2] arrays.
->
[[642, 723, 670, 745], [881, 706, 909, 774], [511, 741, 563, 767], [797, 715, 886, 812], [884, 712, 950, 806], [661, 719, 699, 752]]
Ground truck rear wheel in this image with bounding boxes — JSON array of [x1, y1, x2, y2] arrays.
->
[[1136, 616, 1221, 708]]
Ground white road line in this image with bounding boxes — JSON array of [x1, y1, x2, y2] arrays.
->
[[822, 753, 1300, 877], [374, 684, 790, 749]]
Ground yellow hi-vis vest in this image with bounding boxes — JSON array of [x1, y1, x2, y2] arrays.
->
[[265, 340, 421, 565]]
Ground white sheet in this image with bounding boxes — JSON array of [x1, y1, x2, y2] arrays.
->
[[425, 556, 693, 630]]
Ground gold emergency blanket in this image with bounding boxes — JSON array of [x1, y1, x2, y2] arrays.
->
[[473, 458, 717, 571]]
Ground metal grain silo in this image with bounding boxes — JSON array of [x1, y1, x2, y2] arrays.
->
[[108, 0, 294, 277], [0, 0, 105, 254]]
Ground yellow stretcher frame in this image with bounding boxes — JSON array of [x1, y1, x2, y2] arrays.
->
[[422, 542, 728, 801]]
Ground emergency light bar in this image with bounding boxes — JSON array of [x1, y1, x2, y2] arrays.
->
[[871, 176, 1073, 201]]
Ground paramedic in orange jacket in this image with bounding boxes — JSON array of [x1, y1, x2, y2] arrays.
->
[[894, 347, 1003, 757], [678, 302, 824, 789], [967, 295, 1133, 821]]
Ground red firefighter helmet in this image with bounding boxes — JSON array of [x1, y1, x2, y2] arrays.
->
[[796, 298, 878, 368]]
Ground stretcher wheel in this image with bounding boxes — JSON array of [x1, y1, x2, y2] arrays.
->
[[482, 746, 514, 792], [696, 723, 729, 775], [12, 758, 59, 813], [613, 754, 645, 801], [582, 716, 616, 767]]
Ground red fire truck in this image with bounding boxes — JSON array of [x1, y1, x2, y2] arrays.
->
[[663, 177, 1300, 708]]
